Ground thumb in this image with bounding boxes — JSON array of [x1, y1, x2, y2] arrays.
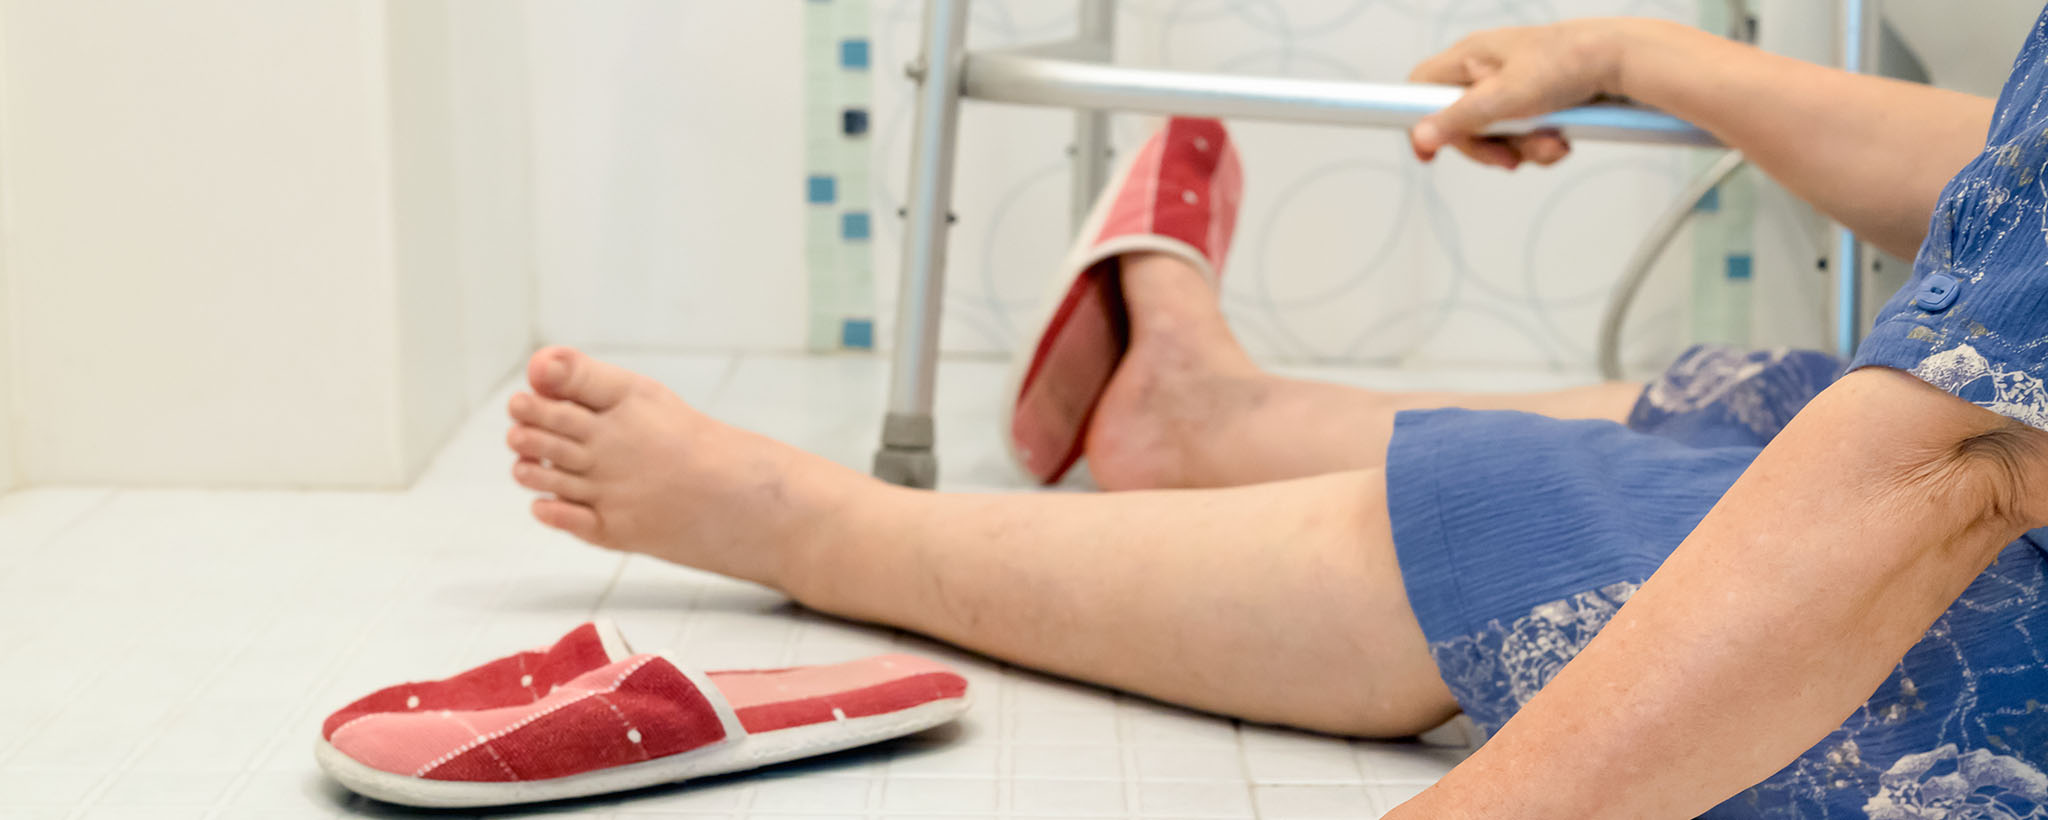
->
[[1414, 75, 1519, 155]]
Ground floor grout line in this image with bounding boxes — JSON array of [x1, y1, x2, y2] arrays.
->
[[0, 488, 117, 584], [705, 352, 744, 408], [65, 597, 273, 820], [586, 554, 634, 619]]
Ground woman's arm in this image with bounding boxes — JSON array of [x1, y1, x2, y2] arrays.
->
[[1383, 367, 2048, 819], [1410, 18, 1992, 260]]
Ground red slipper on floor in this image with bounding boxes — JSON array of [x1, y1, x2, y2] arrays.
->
[[315, 621, 971, 808], [1004, 116, 1243, 484]]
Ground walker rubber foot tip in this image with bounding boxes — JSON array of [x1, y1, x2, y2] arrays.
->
[[873, 448, 938, 489]]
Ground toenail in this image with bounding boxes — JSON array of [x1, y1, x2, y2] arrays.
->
[[544, 358, 567, 384], [1181, 189, 1198, 205], [1193, 136, 1209, 151]]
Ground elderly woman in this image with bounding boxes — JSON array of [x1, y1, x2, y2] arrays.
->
[[501, 13, 2048, 819]]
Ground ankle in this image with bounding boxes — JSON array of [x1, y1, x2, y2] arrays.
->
[[1119, 253, 1216, 324], [1116, 253, 1255, 375], [772, 468, 902, 606]]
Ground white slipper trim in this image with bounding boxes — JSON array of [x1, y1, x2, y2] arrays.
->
[[999, 134, 1220, 482], [314, 661, 971, 809]]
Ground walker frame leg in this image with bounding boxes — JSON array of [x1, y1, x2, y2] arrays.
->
[[873, 0, 970, 488]]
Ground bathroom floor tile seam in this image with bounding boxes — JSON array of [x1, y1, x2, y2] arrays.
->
[[0, 351, 1498, 820]]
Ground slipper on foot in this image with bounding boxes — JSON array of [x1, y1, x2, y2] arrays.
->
[[315, 621, 971, 808], [1005, 116, 1243, 484]]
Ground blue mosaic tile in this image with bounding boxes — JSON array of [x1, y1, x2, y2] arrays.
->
[[1725, 253, 1753, 281], [840, 39, 870, 70], [806, 174, 837, 204], [840, 318, 875, 349], [841, 211, 871, 241]]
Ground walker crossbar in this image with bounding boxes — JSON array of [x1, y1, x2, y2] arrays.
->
[[963, 44, 1720, 147]]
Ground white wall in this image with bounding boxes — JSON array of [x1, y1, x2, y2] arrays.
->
[[527, 0, 805, 352], [450, 0, 538, 403], [1889, 1, 2043, 98], [0, 247, 15, 492], [0, 0, 530, 488]]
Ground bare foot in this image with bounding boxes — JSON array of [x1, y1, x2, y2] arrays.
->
[[1082, 252, 1275, 491], [504, 347, 872, 588]]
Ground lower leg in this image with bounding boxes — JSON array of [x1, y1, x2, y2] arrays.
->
[[787, 469, 1456, 736], [508, 349, 1455, 737], [1087, 252, 1643, 489]]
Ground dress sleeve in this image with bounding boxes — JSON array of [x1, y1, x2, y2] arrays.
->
[[1850, 11, 2048, 430], [1849, 129, 2048, 431]]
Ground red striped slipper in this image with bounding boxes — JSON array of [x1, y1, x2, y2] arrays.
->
[[1004, 116, 1243, 484], [315, 621, 971, 808]]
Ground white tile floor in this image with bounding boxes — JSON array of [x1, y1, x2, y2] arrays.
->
[[0, 352, 1593, 820]]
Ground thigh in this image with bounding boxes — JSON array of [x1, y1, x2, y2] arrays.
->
[[1382, 406, 1760, 733]]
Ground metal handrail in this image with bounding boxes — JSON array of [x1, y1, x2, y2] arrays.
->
[[962, 46, 1721, 148]]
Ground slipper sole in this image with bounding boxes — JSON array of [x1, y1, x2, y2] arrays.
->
[[314, 693, 970, 808]]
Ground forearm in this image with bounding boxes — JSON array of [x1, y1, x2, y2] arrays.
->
[[1612, 20, 1991, 260], [1387, 368, 2048, 819]]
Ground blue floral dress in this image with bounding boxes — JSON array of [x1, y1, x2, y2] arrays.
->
[[1383, 10, 2048, 817]]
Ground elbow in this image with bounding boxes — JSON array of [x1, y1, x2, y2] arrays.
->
[[1879, 418, 2048, 570], [1935, 424, 2048, 533], [1831, 368, 2048, 550]]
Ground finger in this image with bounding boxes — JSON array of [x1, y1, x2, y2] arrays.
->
[[1450, 135, 1522, 170], [1414, 75, 1522, 159], [1463, 56, 1501, 82], [1510, 131, 1572, 166], [1408, 39, 1483, 85]]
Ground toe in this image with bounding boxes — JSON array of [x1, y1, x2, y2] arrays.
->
[[507, 424, 594, 473], [531, 498, 602, 542], [508, 392, 597, 441], [512, 458, 597, 502], [528, 347, 637, 411]]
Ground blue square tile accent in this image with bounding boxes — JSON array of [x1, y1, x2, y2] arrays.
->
[[841, 318, 875, 349], [839, 39, 870, 70], [842, 107, 869, 137], [1725, 253, 1753, 281], [841, 211, 871, 241], [806, 174, 836, 204], [1694, 187, 1721, 213]]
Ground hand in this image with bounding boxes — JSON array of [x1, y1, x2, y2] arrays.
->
[[1407, 19, 1646, 170]]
